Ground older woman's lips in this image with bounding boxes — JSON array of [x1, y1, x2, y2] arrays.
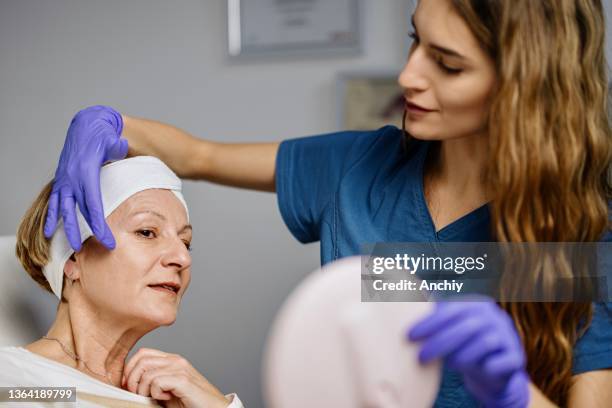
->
[[148, 283, 179, 295]]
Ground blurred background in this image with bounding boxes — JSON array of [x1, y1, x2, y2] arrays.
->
[[0, 1, 611, 407]]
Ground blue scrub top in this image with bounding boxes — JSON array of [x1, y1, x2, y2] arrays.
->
[[275, 125, 612, 407]]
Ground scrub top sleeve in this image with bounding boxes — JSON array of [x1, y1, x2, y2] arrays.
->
[[572, 301, 612, 374], [572, 227, 612, 374], [275, 128, 384, 243]]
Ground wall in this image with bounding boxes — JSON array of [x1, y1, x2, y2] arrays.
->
[[0, 1, 610, 406], [0, 1, 408, 406]]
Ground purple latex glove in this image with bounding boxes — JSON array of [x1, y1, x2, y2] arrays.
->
[[43, 105, 128, 251], [408, 298, 530, 408]]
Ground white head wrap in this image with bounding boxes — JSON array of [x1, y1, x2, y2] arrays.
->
[[44, 156, 189, 299]]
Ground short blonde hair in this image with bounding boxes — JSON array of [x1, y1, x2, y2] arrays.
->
[[15, 181, 65, 299]]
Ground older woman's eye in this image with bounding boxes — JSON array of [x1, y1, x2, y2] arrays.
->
[[137, 229, 156, 238], [183, 241, 192, 252]]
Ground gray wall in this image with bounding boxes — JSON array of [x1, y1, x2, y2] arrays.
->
[[0, 1, 408, 407], [0, 1, 610, 407]]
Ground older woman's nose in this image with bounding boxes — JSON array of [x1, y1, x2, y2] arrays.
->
[[160, 237, 192, 270], [398, 46, 429, 92]]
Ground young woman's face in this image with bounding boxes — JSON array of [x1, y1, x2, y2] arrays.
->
[[66, 189, 192, 328], [398, 0, 497, 141]]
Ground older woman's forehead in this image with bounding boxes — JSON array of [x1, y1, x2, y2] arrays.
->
[[110, 189, 189, 224]]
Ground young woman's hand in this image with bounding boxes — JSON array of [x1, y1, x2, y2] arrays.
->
[[122, 348, 231, 408], [408, 298, 530, 408], [43, 105, 127, 251]]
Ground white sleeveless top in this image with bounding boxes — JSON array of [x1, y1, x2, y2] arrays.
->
[[0, 346, 243, 407]]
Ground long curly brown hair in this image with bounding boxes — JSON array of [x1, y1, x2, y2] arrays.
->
[[405, 0, 611, 405]]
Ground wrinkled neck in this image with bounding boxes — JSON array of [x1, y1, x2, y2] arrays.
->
[[42, 294, 152, 387]]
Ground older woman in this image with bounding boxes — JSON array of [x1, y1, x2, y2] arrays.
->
[[0, 156, 243, 407]]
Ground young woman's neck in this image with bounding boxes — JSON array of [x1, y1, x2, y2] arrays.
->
[[421, 132, 489, 232], [427, 132, 489, 204], [26, 295, 151, 387]]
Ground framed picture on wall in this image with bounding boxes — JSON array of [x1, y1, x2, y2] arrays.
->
[[337, 70, 405, 130], [227, 0, 361, 58]]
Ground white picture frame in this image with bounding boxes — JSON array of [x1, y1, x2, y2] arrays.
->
[[227, 0, 361, 58]]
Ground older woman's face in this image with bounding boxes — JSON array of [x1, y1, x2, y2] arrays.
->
[[68, 189, 192, 327], [398, 0, 497, 141]]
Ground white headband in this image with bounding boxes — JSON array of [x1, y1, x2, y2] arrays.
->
[[44, 156, 189, 299]]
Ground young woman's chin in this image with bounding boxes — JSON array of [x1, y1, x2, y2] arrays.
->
[[406, 126, 442, 141]]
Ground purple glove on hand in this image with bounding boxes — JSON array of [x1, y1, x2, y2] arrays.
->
[[408, 298, 530, 408], [44, 105, 128, 251]]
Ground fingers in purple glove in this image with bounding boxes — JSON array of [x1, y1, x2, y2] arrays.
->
[[408, 300, 495, 341], [81, 166, 115, 249], [102, 106, 124, 135], [408, 299, 530, 407], [482, 350, 526, 378], [59, 187, 82, 252], [102, 222, 116, 249], [468, 370, 530, 408], [407, 303, 459, 341], [43, 190, 60, 238], [49, 105, 125, 251], [446, 331, 503, 370], [105, 138, 129, 162], [417, 315, 493, 363]]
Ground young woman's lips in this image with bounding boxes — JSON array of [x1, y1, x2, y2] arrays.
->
[[405, 101, 435, 115]]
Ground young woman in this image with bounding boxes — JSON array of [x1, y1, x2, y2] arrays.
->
[[44, 0, 611, 406]]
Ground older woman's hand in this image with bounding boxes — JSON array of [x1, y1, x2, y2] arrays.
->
[[122, 348, 231, 408], [407, 298, 530, 408]]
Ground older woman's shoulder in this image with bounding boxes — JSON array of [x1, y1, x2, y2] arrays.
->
[[0, 346, 32, 363], [0, 346, 161, 406], [0, 346, 61, 385], [0, 346, 39, 386]]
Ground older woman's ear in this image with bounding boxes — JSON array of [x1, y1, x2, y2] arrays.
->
[[63, 253, 81, 281], [60, 254, 81, 302]]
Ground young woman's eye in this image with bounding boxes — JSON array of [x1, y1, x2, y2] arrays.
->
[[408, 31, 419, 43], [137, 229, 156, 239], [435, 56, 463, 74]]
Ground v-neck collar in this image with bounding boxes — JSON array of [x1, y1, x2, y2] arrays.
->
[[414, 141, 490, 241]]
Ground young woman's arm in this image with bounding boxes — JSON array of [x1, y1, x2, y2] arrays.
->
[[527, 370, 612, 407], [122, 115, 279, 192], [568, 370, 612, 407], [44, 106, 280, 251], [527, 383, 558, 407]]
